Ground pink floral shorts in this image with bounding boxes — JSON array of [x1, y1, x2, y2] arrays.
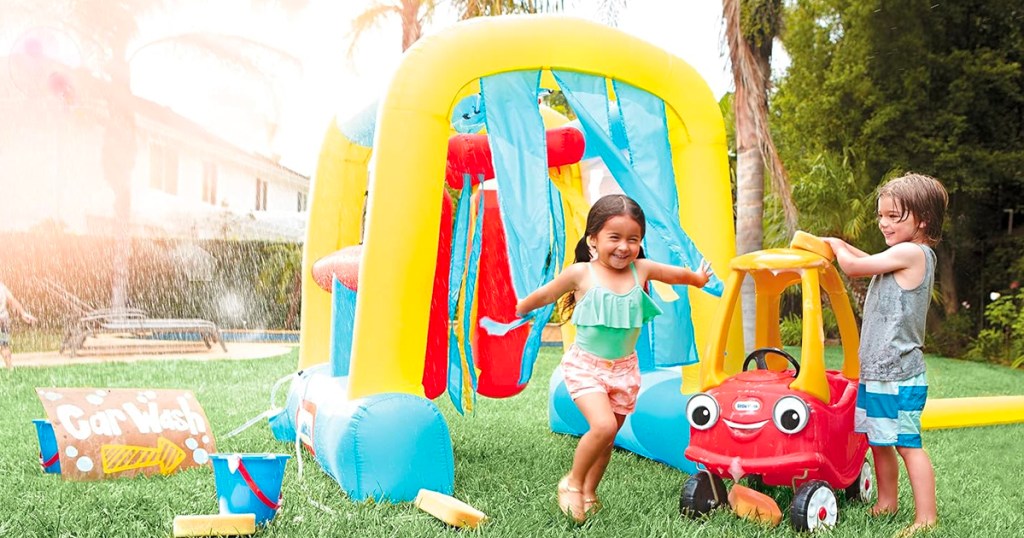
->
[[561, 345, 641, 415]]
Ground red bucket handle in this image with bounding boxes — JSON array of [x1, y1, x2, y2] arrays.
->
[[39, 451, 59, 469], [237, 459, 282, 510]]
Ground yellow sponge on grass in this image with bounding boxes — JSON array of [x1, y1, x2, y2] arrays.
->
[[414, 489, 488, 528], [172, 514, 256, 537]]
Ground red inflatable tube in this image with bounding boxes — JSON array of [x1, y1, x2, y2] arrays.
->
[[311, 246, 361, 292], [446, 125, 585, 189], [472, 189, 528, 398]]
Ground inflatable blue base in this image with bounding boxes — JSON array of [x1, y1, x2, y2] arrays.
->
[[549, 365, 698, 474], [271, 365, 454, 501]]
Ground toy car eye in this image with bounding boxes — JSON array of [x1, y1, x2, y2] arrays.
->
[[686, 393, 720, 431], [772, 396, 810, 434]]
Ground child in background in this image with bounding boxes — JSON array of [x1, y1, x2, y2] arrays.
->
[[514, 194, 711, 522], [1, 280, 37, 369], [823, 173, 948, 536]]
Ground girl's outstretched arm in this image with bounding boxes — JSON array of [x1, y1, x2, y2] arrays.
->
[[638, 258, 712, 288], [4, 288, 35, 324], [515, 263, 585, 317]]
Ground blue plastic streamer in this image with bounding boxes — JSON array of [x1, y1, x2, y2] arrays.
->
[[328, 276, 358, 377], [518, 182, 565, 384], [479, 71, 549, 299], [479, 70, 564, 385], [446, 178, 473, 414], [460, 187, 486, 398], [553, 71, 721, 367]]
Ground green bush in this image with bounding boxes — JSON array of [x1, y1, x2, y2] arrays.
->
[[779, 304, 842, 347], [780, 314, 802, 346], [928, 309, 975, 358], [0, 231, 303, 334], [965, 291, 1024, 367]]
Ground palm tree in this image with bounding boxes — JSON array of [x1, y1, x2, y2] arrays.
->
[[722, 0, 796, 351], [449, 0, 566, 19], [5, 0, 301, 308], [347, 0, 442, 54]]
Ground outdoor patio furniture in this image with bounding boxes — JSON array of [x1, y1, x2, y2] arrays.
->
[[36, 278, 227, 357], [60, 307, 227, 357]]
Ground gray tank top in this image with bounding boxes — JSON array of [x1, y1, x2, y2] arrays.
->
[[859, 244, 935, 381]]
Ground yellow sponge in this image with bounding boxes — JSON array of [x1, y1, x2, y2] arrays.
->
[[414, 489, 488, 528], [790, 230, 835, 261], [172, 514, 256, 537], [728, 484, 782, 526]]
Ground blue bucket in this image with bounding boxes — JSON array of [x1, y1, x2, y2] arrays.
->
[[210, 453, 290, 526], [32, 419, 61, 474]]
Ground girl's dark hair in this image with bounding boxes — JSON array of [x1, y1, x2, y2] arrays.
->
[[559, 194, 646, 319]]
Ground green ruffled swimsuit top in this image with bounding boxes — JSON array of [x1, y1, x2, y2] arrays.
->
[[571, 262, 663, 359]]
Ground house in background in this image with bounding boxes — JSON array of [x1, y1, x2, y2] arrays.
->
[[0, 55, 309, 242]]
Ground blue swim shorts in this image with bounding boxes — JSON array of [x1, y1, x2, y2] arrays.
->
[[0, 318, 9, 346], [854, 371, 928, 448]]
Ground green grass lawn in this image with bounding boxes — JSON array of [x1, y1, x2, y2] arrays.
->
[[1, 347, 1022, 537]]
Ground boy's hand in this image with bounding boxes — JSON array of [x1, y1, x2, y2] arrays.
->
[[821, 237, 843, 250]]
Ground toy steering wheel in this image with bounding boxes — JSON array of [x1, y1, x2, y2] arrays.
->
[[742, 347, 800, 378]]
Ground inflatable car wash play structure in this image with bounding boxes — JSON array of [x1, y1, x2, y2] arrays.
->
[[268, 15, 744, 502], [268, 15, 1024, 504]]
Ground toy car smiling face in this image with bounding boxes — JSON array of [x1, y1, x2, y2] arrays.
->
[[686, 369, 818, 468], [688, 387, 811, 441]]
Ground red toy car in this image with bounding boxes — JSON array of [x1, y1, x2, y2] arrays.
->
[[679, 233, 872, 532]]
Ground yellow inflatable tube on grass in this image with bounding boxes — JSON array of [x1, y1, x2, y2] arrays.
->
[[348, 15, 742, 400]]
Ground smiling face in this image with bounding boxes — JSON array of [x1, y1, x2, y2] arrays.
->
[[589, 215, 643, 270], [877, 195, 927, 246]]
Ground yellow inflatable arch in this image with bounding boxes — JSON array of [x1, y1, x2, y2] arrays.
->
[[300, 15, 745, 400]]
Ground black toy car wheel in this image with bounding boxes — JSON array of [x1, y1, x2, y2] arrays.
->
[[790, 480, 838, 531], [844, 459, 874, 503], [679, 470, 728, 518]]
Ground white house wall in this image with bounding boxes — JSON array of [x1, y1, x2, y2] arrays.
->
[[2, 92, 309, 242]]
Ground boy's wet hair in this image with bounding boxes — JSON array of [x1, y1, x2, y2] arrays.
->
[[878, 173, 948, 245], [561, 194, 647, 318]]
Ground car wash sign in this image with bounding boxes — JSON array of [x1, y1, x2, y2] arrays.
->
[[36, 388, 216, 480]]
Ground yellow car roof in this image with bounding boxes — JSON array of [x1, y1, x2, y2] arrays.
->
[[730, 248, 833, 272]]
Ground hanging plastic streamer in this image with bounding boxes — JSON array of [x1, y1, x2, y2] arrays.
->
[[460, 188, 485, 408], [478, 70, 564, 384], [329, 276, 357, 377], [518, 183, 565, 383], [552, 70, 722, 368], [446, 177, 484, 414]]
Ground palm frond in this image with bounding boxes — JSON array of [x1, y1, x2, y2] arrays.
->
[[345, 3, 401, 58]]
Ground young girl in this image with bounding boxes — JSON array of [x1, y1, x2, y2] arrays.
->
[[823, 173, 948, 536], [0, 280, 37, 369], [514, 194, 711, 522]]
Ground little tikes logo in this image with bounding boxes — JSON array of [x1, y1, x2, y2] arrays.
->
[[733, 399, 761, 412]]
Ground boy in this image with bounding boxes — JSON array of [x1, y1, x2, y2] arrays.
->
[[824, 173, 947, 536]]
